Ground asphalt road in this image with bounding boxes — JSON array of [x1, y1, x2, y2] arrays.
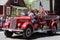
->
[[0, 30, 60, 40]]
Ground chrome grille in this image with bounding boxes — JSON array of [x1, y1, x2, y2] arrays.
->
[[10, 19, 16, 29]]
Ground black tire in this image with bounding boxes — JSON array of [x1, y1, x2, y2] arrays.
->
[[4, 31, 13, 37], [47, 25, 57, 35], [23, 26, 32, 38], [52, 25, 57, 34]]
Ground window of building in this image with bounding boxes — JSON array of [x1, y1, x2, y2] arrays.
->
[[0, 6, 3, 14], [6, 7, 10, 15], [14, 0, 18, 3]]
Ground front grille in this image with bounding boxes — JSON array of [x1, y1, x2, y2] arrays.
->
[[10, 19, 16, 29]]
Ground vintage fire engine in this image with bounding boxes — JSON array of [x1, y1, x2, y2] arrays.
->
[[2, 15, 57, 38]]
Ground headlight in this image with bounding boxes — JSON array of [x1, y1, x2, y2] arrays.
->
[[5, 23, 8, 25], [18, 23, 20, 27]]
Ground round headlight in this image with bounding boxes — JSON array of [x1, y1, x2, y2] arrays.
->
[[18, 23, 20, 27], [5, 23, 8, 25]]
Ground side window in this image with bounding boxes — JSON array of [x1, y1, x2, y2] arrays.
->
[[14, 0, 18, 3]]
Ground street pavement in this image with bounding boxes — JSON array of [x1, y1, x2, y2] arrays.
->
[[0, 30, 60, 40]]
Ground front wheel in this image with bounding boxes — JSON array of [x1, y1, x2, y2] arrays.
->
[[4, 31, 13, 37], [23, 27, 32, 38]]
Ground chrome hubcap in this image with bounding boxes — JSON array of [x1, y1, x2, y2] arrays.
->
[[26, 28, 31, 37]]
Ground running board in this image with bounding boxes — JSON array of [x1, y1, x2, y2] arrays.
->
[[33, 29, 50, 33]]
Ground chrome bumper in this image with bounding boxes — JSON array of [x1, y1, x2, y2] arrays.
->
[[2, 28, 23, 32]]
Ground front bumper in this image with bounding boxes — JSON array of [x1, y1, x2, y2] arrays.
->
[[2, 28, 23, 32]]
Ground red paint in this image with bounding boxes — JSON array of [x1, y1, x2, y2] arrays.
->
[[3, 16, 57, 34]]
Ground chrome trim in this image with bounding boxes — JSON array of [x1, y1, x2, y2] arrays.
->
[[10, 19, 16, 29], [2, 28, 23, 32]]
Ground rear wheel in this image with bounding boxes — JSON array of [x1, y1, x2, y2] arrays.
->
[[4, 31, 13, 37], [52, 25, 57, 34], [47, 25, 57, 35], [23, 27, 32, 38]]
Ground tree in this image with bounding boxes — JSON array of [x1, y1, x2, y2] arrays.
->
[[24, 0, 34, 10]]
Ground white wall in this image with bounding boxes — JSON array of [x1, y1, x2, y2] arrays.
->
[[41, 0, 50, 11], [52, 0, 54, 11], [33, 0, 40, 10], [33, 0, 50, 11]]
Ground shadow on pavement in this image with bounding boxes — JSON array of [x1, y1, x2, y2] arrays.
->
[[10, 32, 60, 40], [0, 29, 3, 31]]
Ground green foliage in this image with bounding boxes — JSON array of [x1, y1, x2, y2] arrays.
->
[[11, 10, 21, 17], [11, 10, 16, 17], [24, 0, 34, 10], [24, 0, 30, 6]]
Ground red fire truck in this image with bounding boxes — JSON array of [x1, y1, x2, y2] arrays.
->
[[2, 15, 57, 38]]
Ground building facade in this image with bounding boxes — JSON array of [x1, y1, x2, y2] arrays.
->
[[0, 0, 26, 17]]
